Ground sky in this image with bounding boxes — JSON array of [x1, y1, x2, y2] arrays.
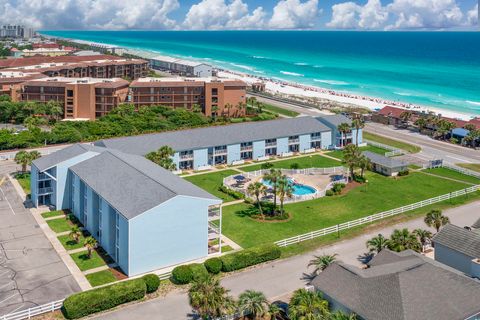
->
[[0, 0, 478, 31]]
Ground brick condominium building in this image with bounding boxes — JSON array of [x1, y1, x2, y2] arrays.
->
[[20, 77, 129, 120], [130, 77, 247, 117]]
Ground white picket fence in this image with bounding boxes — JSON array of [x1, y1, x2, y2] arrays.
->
[[443, 163, 480, 179], [0, 300, 64, 320], [364, 139, 404, 157], [274, 185, 479, 247]]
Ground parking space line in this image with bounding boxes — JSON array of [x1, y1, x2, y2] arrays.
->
[[0, 179, 15, 216], [0, 292, 18, 305]]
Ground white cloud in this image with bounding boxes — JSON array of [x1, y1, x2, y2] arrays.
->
[[0, 0, 180, 30], [467, 4, 478, 26], [183, 0, 266, 30], [269, 0, 320, 29], [327, 0, 470, 30]]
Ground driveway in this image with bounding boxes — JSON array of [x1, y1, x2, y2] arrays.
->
[[95, 200, 480, 320], [0, 176, 79, 316]]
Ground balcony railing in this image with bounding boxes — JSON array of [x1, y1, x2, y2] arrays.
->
[[208, 205, 221, 221], [240, 146, 253, 151], [180, 154, 194, 160], [265, 142, 277, 147], [311, 136, 321, 141], [288, 139, 300, 144], [38, 173, 51, 180], [38, 187, 53, 195], [214, 149, 227, 155]]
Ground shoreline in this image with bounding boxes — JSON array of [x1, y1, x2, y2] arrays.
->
[[43, 34, 477, 121]]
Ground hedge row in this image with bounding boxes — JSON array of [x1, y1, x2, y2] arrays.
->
[[220, 245, 281, 272], [62, 274, 161, 319], [171, 245, 281, 284]]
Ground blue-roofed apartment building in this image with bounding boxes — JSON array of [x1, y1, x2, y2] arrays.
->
[[95, 115, 362, 170], [31, 144, 221, 276]]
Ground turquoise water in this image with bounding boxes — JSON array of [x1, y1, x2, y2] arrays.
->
[[262, 178, 316, 196], [41, 31, 480, 117]]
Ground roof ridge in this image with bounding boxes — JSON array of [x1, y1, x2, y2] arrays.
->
[[104, 150, 178, 197]]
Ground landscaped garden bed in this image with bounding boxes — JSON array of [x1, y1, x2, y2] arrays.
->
[[85, 269, 118, 287], [46, 215, 79, 233], [58, 233, 88, 251], [41, 210, 66, 219], [70, 249, 108, 272]]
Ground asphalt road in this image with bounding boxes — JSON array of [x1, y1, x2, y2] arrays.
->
[[0, 163, 79, 316], [95, 201, 480, 320]]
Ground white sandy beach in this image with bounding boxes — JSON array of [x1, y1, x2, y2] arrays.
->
[[217, 70, 475, 121]]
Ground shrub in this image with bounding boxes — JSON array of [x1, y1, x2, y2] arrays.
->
[[331, 183, 346, 195], [353, 175, 366, 183], [218, 185, 245, 199], [190, 263, 209, 281], [220, 245, 281, 272], [204, 257, 222, 274], [325, 189, 334, 196], [62, 278, 146, 319], [261, 162, 274, 169], [142, 274, 160, 294], [290, 163, 300, 169], [171, 265, 193, 284], [398, 170, 410, 176]]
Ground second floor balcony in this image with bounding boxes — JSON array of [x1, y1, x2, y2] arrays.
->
[[214, 149, 227, 155], [38, 187, 53, 195], [288, 139, 300, 144], [265, 142, 277, 147]]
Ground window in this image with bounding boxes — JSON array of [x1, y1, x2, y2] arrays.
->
[[66, 90, 73, 97], [211, 88, 218, 95]]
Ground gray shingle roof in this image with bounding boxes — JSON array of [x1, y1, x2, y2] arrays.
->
[[432, 224, 480, 258], [32, 144, 104, 172], [69, 150, 219, 220], [362, 151, 409, 169], [95, 116, 331, 155], [312, 250, 480, 320], [472, 217, 480, 229], [317, 114, 352, 127]]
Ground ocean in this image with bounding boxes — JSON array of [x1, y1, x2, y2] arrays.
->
[[41, 31, 480, 117]]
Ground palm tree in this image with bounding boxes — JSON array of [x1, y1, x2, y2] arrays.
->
[[247, 182, 267, 219], [366, 234, 390, 254], [277, 176, 293, 215], [189, 275, 235, 319], [83, 236, 98, 259], [358, 155, 370, 178], [351, 117, 364, 146], [413, 229, 433, 252], [288, 289, 330, 320], [337, 123, 351, 147], [387, 228, 421, 253], [69, 226, 82, 244], [308, 254, 338, 275], [414, 118, 427, 132], [263, 169, 282, 214], [342, 144, 361, 180], [29, 150, 41, 162], [329, 311, 358, 320], [145, 145, 176, 170], [211, 105, 219, 121], [267, 303, 286, 320], [14, 150, 31, 173], [238, 290, 269, 320], [399, 111, 412, 128], [424, 209, 450, 232]]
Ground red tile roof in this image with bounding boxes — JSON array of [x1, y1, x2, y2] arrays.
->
[[0, 55, 125, 69], [377, 106, 410, 118]]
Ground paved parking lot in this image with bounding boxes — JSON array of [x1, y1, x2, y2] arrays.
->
[[0, 175, 79, 316]]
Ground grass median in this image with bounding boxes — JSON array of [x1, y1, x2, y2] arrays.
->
[[364, 131, 421, 153]]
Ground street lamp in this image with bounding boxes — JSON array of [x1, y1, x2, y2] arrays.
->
[[364, 179, 369, 192]]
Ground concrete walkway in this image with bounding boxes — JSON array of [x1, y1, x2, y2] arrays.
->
[[94, 200, 480, 320], [8, 175, 91, 291]]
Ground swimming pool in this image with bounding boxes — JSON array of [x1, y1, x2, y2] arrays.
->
[[262, 178, 317, 196]]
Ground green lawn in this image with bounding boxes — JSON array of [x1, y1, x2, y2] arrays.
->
[[221, 171, 470, 248], [184, 170, 240, 202], [326, 145, 389, 160], [260, 103, 300, 117], [70, 250, 107, 271], [240, 155, 341, 172], [41, 210, 65, 219], [15, 173, 31, 195], [363, 132, 421, 153], [86, 269, 117, 287], [46, 217, 76, 233], [222, 245, 234, 253], [422, 167, 480, 185], [58, 234, 87, 251], [457, 163, 480, 173]]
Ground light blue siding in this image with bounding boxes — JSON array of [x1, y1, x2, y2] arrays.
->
[[54, 151, 99, 209], [117, 213, 129, 275], [252, 140, 266, 159], [172, 152, 180, 169], [193, 148, 209, 169], [128, 195, 220, 276], [30, 165, 39, 207], [276, 137, 288, 155], [434, 243, 474, 276], [321, 131, 332, 149], [299, 134, 311, 151], [227, 144, 241, 164], [352, 128, 363, 145]]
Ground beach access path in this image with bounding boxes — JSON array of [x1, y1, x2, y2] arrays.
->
[[93, 201, 480, 320]]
